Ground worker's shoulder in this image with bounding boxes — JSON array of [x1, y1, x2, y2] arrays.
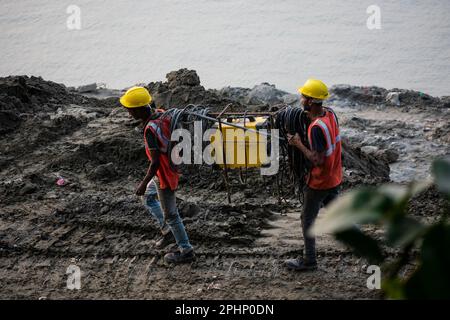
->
[[146, 112, 164, 123], [324, 106, 337, 115], [324, 107, 339, 124]]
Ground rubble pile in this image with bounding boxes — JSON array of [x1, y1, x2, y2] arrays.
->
[[147, 68, 236, 110], [0, 69, 448, 299]]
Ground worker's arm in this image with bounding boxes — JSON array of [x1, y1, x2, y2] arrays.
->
[[287, 133, 326, 167], [136, 130, 161, 196], [136, 149, 160, 196]]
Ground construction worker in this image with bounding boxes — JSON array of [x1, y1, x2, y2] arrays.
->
[[119, 86, 195, 264], [285, 79, 342, 271]]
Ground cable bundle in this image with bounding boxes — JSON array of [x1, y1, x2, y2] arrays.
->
[[273, 106, 311, 201], [152, 104, 317, 204], [157, 104, 214, 169]]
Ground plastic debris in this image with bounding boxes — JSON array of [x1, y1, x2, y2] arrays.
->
[[56, 176, 66, 186], [386, 92, 401, 106]]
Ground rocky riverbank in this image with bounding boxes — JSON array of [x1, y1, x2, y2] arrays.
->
[[0, 69, 448, 299]]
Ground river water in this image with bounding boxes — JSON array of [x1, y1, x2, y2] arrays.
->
[[1, 0, 449, 95]]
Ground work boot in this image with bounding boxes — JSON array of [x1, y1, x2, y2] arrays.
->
[[164, 248, 195, 264], [155, 231, 175, 249], [285, 257, 317, 272]]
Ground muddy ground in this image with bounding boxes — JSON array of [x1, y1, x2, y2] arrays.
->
[[0, 71, 449, 299]]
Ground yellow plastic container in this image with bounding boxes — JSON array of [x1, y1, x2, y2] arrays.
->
[[210, 117, 268, 168]]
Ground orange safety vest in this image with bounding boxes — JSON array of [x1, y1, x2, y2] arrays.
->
[[143, 113, 179, 191], [307, 109, 342, 190]]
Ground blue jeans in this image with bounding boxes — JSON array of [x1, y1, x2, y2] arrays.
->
[[144, 180, 167, 232], [145, 179, 193, 251]]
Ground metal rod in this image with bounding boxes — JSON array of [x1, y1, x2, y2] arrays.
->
[[209, 112, 275, 116], [217, 104, 232, 118], [218, 118, 232, 204], [243, 110, 248, 183], [184, 111, 286, 141]]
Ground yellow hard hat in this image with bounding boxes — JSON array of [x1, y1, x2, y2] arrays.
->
[[298, 79, 329, 100], [119, 86, 152, 108]]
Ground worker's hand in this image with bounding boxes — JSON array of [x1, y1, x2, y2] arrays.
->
[[135, 181, 147, 196], [287, 133, 302, 147]]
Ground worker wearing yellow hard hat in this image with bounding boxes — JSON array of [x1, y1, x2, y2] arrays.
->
[[298, 79, 330, 101], [285, 78, 342, 272], [119, 86, 195, 264], [120, 86, 153, 108]]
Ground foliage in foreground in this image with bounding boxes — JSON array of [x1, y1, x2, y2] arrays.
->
[[312, 158, 450, 299]]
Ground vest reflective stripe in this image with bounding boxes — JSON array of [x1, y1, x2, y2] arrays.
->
[[147, 122, 169, 153], [313, 119, 341, 157], [306, 109, 343, 190], [144, 115, 179, 191]]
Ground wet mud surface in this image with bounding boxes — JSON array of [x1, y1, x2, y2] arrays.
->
[[0, 73, 448, 299]]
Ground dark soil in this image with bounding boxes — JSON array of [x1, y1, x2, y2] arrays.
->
[[0, 71, 447, 299]]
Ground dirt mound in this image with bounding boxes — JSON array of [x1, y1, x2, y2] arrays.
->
[[431, 123, 450, 144], [147, 68, 237, 110], [0, 75, 86, 112], [47, 135, 147, 182], [330, 85, 388, 105], [329, 84, 444, 109], [166, 68, 201, 88], [342, 140, 390, 186], [2, 71, 437, 299], [215, 83, 299, 108], [0, 76, 116, 138], [407, 185, 447, 218], [146, 69, 299, 111], [0, 110, 21, 134], [0, 73, 392, 204]]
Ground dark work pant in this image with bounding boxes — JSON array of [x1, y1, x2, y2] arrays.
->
[[301, 185, 340, 263]]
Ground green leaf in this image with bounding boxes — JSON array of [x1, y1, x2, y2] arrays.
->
[[387, 216, 425, 248], [432, 158, 450, 194], [311, 182, 432, 236], [403, 223, 450, 299], [335, 228, 384, 264], [311, 187, 387, 235], [382, 278, 405, 300], [409, 179, 433, 196], [378, 181, 432, 215]]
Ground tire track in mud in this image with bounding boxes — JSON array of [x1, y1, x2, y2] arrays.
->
[[3, 75, 443, 299], [0, 174, 387, 299], [0, 193, 280, 261]]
